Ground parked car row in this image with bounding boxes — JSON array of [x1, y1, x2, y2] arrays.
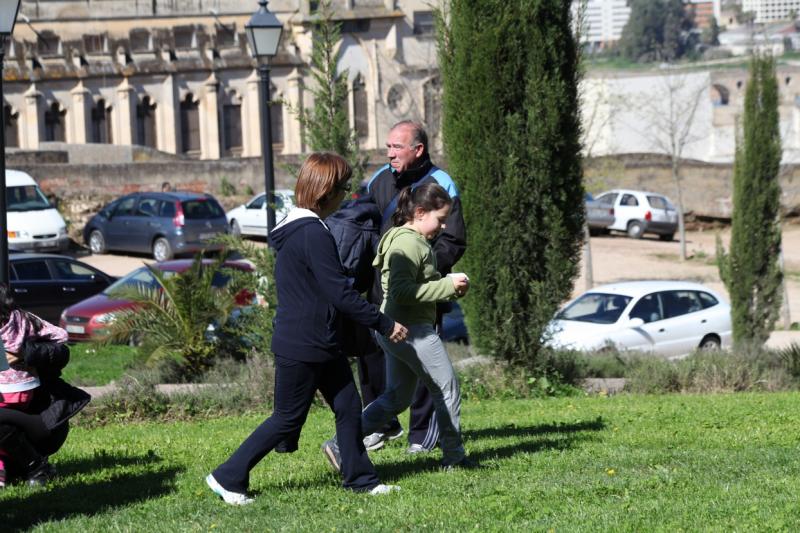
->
[[586, 189, 679, 241]]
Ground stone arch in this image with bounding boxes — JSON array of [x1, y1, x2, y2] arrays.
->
[[710, 83, 730, 106]]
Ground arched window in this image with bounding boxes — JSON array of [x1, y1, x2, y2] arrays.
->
[[136, 96, 157, 148], [44, 102, 66, 142], [352, 74, 368, 140], [711, 84, 730, 106], [4, 104, 18, 148], [269, 83, 283, 147], [180, 93, 200, 154], [223, 91, 242, 156], [423, 77, 442, 145], [90, 99, 113, 143]]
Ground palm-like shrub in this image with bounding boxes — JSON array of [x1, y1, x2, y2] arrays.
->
[[106, 254, 248, 377]]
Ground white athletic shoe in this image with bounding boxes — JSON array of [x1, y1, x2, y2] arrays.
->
[[363, 432, 386, 451], [369, 484, 401, 495], [206, 474, 254, 505]]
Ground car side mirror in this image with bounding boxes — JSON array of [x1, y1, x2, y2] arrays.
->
[[627, 317, 645, 328]]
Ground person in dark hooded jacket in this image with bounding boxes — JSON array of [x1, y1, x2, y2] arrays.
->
[[206, 153, 408, 505]]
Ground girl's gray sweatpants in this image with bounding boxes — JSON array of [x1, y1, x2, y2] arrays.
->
[[364, 323, 465, 465]]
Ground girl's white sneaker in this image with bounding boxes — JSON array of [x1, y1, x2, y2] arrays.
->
[[206, 474, 254, 505], [368, 484, 400, 495]]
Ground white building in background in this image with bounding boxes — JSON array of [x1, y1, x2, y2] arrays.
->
[[581, 66, 800, 164], [575, 0, 631, 47], [3, 0, 445, 160], [743, 0, 800, 22]]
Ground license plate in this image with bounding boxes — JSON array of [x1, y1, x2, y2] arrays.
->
[[199, 232, 216, 240], [66, 325, 85, 334]]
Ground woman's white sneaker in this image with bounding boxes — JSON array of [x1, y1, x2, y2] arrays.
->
[[368, 484, 400, 495], [206, 474, 254, 505]]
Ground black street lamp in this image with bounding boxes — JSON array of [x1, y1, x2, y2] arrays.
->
[[246, 0, 282, 235], [0, 0, 21, 286]]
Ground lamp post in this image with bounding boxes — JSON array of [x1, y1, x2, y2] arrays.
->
[[246, 0, 282, 236], [0, 0, 21, 286]]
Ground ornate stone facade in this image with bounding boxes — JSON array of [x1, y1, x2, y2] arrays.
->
[[4, 0, 443, 160]]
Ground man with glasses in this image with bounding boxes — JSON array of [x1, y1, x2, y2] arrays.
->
[[359, 120, 467, 454]]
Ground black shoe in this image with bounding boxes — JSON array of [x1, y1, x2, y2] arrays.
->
[[442, 456, 481, 471], [26, 460, 55, 487]]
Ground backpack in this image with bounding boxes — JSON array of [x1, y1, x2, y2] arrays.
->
[[325, 196, 382, 293]]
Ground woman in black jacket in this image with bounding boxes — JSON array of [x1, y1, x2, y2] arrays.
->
[[207, 153, 408, 505]]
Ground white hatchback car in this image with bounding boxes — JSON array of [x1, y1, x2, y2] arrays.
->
[[546, 281, 732, 358], [595, 189, 678, 241], [226, 189, 295, 237]]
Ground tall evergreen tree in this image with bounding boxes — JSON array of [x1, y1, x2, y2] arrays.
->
[[717, 54, 783, 348], [296, 0, 365, 182], [438, 0, 585, 369]]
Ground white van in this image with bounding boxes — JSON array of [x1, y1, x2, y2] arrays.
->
[[6, 169, 69, 252]]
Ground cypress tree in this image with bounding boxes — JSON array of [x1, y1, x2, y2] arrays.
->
[[296, 0, 365, 181], [438, 0, 585, 369], [717, 54, 783, 348]]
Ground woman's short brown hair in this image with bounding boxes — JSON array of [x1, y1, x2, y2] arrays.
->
[[294, 152, 352, 211]]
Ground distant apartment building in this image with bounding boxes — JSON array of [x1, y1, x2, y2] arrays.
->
[[575, 0, 722, 47], [575, 0, 631, 47], [743, 0, 800, 22], [688, 0, 723, 28]]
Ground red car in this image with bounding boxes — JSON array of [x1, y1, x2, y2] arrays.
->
[[58, 258, 255, 342]]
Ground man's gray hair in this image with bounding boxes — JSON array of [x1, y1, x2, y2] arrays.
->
[[391, 120, 428, 152]]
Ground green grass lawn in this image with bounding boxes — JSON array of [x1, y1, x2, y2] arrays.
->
[[61, 344, 140, 386], [3, 393, 800, 531]]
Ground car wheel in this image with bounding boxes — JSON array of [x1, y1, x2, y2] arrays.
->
[[89, 230, 107, 254], [153, 237, 173, 262], [230, 219, 241, 237], [699, 335, 721, 351], [627, 221, 644, 239], [659, 233, 675, 242]]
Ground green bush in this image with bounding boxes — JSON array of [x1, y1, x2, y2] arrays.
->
[[219, 176, 236, 197]]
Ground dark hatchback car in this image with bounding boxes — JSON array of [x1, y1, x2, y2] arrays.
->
[[83, 191, 229, 261], [8, 252, 115, 324]]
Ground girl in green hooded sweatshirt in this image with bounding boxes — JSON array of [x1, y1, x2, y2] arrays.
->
[[362, 182, 476, 469]]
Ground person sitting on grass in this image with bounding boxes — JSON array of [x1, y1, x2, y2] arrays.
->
[[322, 182, 477, 471], [206, 152, 408, 505]]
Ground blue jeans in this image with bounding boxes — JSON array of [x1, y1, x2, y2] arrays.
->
[[365, 324, 465, 465]]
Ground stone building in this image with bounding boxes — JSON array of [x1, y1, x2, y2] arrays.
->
[[3, 0, 444, 161]]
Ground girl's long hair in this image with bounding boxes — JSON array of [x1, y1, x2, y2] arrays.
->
[[392, 182, 452, 227]]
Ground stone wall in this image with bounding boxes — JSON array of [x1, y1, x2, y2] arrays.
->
[[584, 153, 800, 218]]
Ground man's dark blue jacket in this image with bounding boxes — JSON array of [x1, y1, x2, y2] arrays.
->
[[268, 209, 395, 363]]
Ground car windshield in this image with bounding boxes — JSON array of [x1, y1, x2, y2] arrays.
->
[[556, 292, 633, 324], [103, 265, 235, 296], [647, 195, 674, 210], [8, 185, 52, 211], [182, 199, 225, 219], [103, 267, 164, 295]]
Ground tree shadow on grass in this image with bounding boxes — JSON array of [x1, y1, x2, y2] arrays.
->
[[1, 452, 182, 531], [462, 417, 606, 440], [376, 418, 607, 482]]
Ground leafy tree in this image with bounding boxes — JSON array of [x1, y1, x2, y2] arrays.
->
[[295, 0, 365, 184], [437, 0, 585, 370], [620, 0, 696, 62], [717, 54, 783, 349]]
